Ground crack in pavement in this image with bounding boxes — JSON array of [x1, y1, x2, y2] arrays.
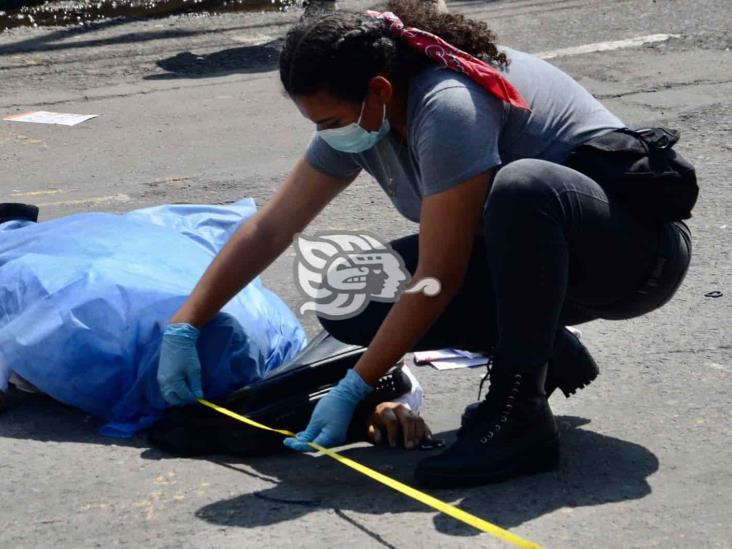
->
[[595, 78, 732, 100], [0, 72, 274, 110], [5, 76, 731, 112], [639, 343, 732, 356]]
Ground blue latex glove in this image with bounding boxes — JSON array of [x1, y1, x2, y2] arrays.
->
[[157, 322, 204, 406], [284, 369, 373, 452]]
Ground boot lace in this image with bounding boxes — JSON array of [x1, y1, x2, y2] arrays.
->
[[459, 360, 523, 443]]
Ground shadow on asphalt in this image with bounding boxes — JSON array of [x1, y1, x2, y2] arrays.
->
[[0, 18, 290, 56], [171, 416, 658, 539], [145, 40, 283, 80], [1, 393, 658, 540], [0, 18, 196, 55], [0, 387, 148, 448]]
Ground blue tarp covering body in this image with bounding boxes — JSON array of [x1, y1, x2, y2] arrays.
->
[[0, 200, 308, 436]]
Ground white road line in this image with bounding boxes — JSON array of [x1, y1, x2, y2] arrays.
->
[[37, 194, 130, 208], [229, 33, 276, 45], [10, 189, 67, 197], [535, 34, 679, 60], [226, 33, 678, 61]]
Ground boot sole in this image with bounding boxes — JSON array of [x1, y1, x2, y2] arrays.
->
[[414, 434, 560, 489], [550, 330, 600, 398], [558, 367, 598, 397]]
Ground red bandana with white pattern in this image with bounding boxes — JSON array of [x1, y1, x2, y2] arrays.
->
[[367, 10, 531, 111]]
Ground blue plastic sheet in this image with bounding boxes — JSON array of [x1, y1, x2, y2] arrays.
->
[[0, 200, 308, 436]]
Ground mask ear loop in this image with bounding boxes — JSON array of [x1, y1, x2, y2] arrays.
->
[[356, 98, 387, 128], [356, 99, 368, 126]]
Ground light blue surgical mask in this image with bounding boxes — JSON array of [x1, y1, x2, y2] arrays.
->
[[317, 100, 391, 154]]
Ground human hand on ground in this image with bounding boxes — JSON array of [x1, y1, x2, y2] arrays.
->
[[367, 401, 432, 449]]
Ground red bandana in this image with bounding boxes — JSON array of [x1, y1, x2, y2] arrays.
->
[[366, 10, 531, 111]]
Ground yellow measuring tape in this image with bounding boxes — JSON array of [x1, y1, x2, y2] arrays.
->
[[198, 398, 543, 549]]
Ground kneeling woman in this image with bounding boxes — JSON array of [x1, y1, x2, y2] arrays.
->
[[157, 0, 692, 487]]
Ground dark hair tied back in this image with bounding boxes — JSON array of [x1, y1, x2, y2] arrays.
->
[[280, 0, 508, 102]]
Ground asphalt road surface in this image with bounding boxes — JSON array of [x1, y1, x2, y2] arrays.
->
[[0, 0, 730, 547]]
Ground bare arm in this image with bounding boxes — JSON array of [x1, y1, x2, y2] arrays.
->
[[354, 169, 493, 385], [172, 157, 356, 327]]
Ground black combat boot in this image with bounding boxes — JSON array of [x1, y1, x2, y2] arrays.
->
[[544, 326, 599, 398], [415, 363, 559, 488], [461, 327, 598, 427]]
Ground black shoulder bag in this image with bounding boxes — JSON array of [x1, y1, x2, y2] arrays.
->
[[565, 127, 698, 223]]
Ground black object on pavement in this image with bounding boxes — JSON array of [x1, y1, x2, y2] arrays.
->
[[148, 330, 412, 457], [0, 203, 39, 224]]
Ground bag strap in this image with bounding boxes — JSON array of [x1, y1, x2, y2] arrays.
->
[[628, 127, 681, 150]]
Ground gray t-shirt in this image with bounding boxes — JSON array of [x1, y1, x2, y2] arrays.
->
[[304, 46, 625, 224]]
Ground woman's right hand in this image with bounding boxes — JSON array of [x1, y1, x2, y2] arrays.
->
[[157, 323, 204, 406]]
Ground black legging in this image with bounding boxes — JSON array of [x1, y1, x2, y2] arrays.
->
[[317, 158, 692, 373]]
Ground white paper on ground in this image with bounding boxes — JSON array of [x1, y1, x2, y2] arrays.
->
[[3, 111, 99, 126], [414, 348, 490, 370], [413, 349, 465, 364], [454, 349, 485, 359], [431, 357, 489, 370], [412, 327, 580, 371]]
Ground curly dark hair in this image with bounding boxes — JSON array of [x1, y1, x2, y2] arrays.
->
[[279, 0, 508, 102]]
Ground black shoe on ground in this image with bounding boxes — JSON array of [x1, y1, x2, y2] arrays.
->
[[545, 327, 599, 398], [416, 367, 559, 488], [0, 203, 39, 224]]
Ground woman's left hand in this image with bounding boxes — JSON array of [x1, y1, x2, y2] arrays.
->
[[367, 402, 432, 450]]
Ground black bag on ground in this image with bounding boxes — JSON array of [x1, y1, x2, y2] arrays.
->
[[565, 127, 698, 223], [147, 329, 412, 457]]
